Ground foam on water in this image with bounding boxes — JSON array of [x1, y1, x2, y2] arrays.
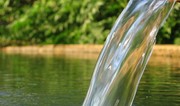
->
[[83, 0, 176, 106]]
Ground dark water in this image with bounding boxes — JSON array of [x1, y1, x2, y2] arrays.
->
[[0, 53, 179, 106]]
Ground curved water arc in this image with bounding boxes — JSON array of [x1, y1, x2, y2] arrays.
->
[[83, 0, 176, 106]]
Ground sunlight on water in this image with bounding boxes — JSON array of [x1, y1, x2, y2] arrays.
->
[[83, 0, 176, 106]]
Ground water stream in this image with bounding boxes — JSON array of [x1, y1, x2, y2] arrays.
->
[[83, 0, 176, 106]]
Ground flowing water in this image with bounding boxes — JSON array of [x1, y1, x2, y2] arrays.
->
[[83, 0, 176, 106]]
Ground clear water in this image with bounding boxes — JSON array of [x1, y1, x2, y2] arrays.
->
[[0, 53, 179, 106], [0, 53, 95, 106], [83, 0, 176, 106]]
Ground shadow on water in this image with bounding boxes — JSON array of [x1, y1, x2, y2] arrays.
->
[[0, 52, 179, 106]]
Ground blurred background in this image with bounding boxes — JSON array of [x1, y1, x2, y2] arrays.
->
[[0, 1, 179, 106], [0, 0, 179, 46]]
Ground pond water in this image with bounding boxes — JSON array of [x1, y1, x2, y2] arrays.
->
[[0, 53, 179, 106]]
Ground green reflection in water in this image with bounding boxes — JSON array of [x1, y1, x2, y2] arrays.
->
[[0, 53, 179, 106], [134, 64, 180, 106], [0, 53, 96, 106]]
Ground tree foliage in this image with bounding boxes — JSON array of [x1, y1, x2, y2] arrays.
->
[[0, 0, 179, 46], [157, 3, 180, 44]]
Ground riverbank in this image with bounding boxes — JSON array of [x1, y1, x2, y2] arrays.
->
[[0, 44, 180, 57], [0, 45, 179, 67]]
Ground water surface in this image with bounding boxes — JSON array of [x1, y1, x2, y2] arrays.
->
[[0, 53, 179, 106]]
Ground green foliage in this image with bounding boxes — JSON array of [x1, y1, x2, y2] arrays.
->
[[157, 3, 180, 45], [0, 0, 179, 46]]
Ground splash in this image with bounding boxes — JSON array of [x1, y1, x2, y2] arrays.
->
[[83, 0, 176, 106]]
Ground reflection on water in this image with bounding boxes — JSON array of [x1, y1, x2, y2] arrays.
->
[[0, 53, 95, 106], [134, 61, 180, 106], [0, 53, 179, 106]]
